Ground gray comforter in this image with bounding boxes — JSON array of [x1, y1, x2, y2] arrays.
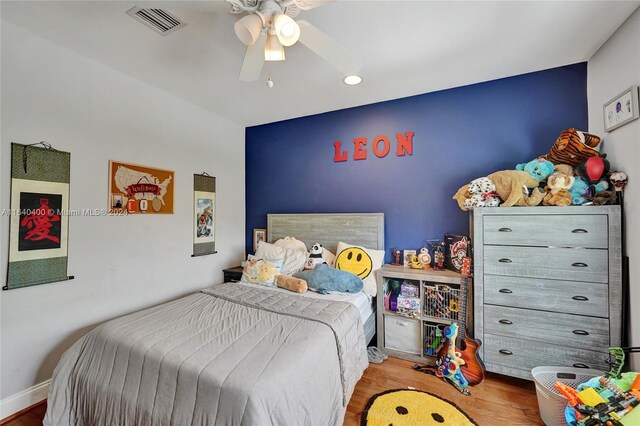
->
[[44, 282, 368, 426]]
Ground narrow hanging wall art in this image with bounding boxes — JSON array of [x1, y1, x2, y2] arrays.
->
[[5, 142, 72, 290], [192, 173, 216, 257], [108, 161, 174, 214]]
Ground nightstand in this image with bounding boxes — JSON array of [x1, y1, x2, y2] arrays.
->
[[223, 266, 243, 283]]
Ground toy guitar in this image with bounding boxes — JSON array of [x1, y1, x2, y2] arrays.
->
[[436, 278, 486, 386], [435, 323, 471, 395]]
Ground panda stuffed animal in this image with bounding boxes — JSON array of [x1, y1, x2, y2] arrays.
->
[[305, 243, 327, 270]]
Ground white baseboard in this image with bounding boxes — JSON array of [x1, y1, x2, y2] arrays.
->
[[0, 379, 50, 421]]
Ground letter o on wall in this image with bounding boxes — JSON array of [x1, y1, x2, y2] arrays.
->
[[373, 135, 390, 158]]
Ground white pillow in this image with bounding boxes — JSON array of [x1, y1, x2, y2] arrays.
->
[[322, 248, 336, 267], [335, 242, 384, 297], [256, 241, 308, 276], [274, 237, 308, 252]]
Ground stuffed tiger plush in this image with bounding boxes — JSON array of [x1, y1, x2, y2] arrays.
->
[[541, 128, 601, 167]]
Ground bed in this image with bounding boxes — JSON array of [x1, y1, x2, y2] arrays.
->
[[45, 213, 383, 426]]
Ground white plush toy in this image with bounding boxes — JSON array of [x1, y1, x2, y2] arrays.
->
[[462, 177, 501, 209], [305, 243, 328, 269]]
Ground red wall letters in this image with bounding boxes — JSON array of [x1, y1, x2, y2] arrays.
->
[[333, 131, 414, 162]]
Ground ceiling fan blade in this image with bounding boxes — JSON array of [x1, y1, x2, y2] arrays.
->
[[297, 19, 361, 75], [291, 0, 335, 11], [239, 33, 266, 81]]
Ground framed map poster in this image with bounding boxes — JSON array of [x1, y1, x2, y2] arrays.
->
[[192, 174, 216, 257], [6, 143, 71, 290], [108, 161, 174, 214]]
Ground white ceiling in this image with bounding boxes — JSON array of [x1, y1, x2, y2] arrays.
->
[[2, 1, 639, 127]]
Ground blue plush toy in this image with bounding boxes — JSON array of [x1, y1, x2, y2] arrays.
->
[[293, 264, 363, 294], [516, 158, 555, 181], [570, 176, 609, 205]]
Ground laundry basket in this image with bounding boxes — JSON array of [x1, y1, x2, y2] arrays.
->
[[531, 366, 603, 426]]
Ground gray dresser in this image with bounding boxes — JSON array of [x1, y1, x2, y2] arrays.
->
[[471, 206, 621, 380]]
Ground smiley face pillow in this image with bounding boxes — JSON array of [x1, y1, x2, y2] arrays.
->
[[335, 242, 384, 297]]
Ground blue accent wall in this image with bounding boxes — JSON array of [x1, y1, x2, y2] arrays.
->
[[245, 63, 588, 261]]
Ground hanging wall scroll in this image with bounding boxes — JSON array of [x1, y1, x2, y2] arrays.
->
[[5, 142, 72, 290], [108, 161, 174, 214], [192, 173, 216, 257]]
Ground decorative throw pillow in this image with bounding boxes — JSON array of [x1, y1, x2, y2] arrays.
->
[[273, 236, 308, 252], [256, 241, 308, 276], [322, 248, 336, 267], [240, 254, 283, 287], [335, 242, 384, 297]]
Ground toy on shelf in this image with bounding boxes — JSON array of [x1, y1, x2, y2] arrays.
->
[[609, 171, 629, 206], [390, 248, 402, 265], [461, 177, 501, 209], [418, 247, 431, 269], [424, 284, 461, 321], [444, 234, 470, 272], [408, 254, 424, 269]]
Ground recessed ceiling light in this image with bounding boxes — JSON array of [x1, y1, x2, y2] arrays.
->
[[343, 75, 363, 86]]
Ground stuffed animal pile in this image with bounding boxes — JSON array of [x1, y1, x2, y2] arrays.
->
[[453, 128, 627, 210]]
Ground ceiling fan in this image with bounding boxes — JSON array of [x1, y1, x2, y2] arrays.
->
[[225, 0, 362, 83]]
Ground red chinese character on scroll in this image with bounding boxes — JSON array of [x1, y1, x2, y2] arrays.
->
[[20, 198, 61, 243]]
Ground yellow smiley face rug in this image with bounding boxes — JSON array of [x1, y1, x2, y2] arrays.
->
[[361, 389, 478, 426]]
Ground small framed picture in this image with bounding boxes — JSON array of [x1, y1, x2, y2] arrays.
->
[[603, 86, 639, 132], [112, 193, 124, 209], [253, 228, 266, 253], [403, 249, 416, 268]]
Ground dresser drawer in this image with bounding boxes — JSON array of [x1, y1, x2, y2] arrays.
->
[[384, 315, 421, 355], [484, 305, 609, 351], [484, 334, 609, 372], [483, 246, 608, 283], [483, 214, 608, 248], [484, 275, 608, 317]]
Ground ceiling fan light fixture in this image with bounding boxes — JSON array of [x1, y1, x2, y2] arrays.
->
[[234, 13, 264, 46], [343, 75, 363, 86], [273, 14, 300, 47], [265, 31, 285, 61]]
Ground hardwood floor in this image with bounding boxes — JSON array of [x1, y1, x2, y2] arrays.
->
[[2, 357, 542, 426]]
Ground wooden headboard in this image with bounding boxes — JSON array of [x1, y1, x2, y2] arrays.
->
[[267, 213, 384, 254]]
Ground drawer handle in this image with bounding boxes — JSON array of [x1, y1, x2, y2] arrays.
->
[[499, 288, 513, 294], [498, 258, 512, 263], [499, 349, 513, 355], [572, 330, 590, 336], [572, 295, 589, 301], [498, 227, 512, 232], [572, 262, 588, 268], [572, 229, 588, 234], [573, 363, 590, 369], [499, 319, 513, 325]]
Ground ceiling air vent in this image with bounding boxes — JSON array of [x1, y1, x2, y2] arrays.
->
[[126, 7, 187, 36]]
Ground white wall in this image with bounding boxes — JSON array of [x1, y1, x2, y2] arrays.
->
[[0, 20, 246, 409], [588, 8, 640, 368]]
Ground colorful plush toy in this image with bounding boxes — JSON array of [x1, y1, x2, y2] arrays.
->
[[543, 172, 575, 206], [454, 170, 546, 211], [588, 190, 617, 206], [462, 177, 501, 209], [294, 264, 363, 294], [541, 128, 601, 167], [305, 243, 327, 269], [570, 176, 609, 205], [515, 158, 555, 181]]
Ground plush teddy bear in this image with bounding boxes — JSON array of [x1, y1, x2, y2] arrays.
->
[[454, 170, 546, 211], [540, 128, 601, 167], [305, 243, 327, 270], [543, 172, 575, 206], [515, 158, 555, 181], [462, 177, 501, 209]]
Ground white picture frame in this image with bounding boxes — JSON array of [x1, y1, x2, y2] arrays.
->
[[603, 85, 639, 132], [402, 249, 416, 268]]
